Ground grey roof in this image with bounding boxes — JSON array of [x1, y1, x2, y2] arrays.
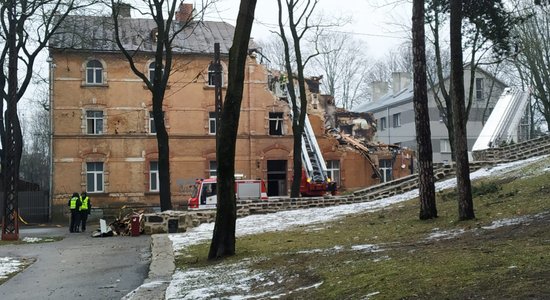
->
[[354, 85, 414, 113], [49, 15, 236, 54]]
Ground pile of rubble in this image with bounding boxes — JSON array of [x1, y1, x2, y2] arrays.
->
[[92, 209, 144, 237]]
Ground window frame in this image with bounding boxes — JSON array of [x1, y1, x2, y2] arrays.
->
[[325, 160, 341, 186], [209, 160, 217, 177], [440, 139, 452, 153], [149, 161, 159, 192], [86, 162, 104, 193], [207, 63, 224, 87], [379, 159, 393, 183], [149, 62, 164, 82], [208, 112, 217, 135], [380, 117, 387, 131], [268, 112, 284, 136], [86, 110, 104, 135], [392, 113, 401, 128], [149, 111, 165, 134], [85, 59, 104, 85], [475, 78, 484, 101]]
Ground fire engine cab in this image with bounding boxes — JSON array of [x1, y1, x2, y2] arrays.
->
[[188, 176, 268, 210]]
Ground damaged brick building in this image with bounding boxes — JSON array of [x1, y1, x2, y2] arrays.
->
[[48, 3, 414, 211]]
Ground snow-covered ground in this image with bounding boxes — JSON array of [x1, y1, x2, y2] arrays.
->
[[163, 155, 548, 299]]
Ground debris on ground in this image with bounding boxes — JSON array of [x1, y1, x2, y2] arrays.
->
[[92, 209, 144, 237]]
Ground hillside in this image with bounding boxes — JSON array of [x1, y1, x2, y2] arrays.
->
[[167, 156, 550, 299]]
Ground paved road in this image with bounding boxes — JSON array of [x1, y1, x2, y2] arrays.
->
[[0, 226, 151, 300]]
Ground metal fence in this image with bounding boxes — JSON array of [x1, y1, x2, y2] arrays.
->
[[0, 191, 49, 224]]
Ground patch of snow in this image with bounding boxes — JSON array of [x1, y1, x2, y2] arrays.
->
[[165, 260, 278, 300], [0, 257, 24, 280], [425, 228, 465, 241], [351, 244, 384, 252], [481, 216, 530, 229], [366, 291, 381, 298], [22, 237, 41, 243], [372, 255, 391, 262]]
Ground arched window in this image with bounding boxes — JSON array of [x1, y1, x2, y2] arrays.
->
[[86, 60, 103, 84]]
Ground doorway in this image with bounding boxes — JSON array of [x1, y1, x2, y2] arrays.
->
[[267, 160, 287, 196]]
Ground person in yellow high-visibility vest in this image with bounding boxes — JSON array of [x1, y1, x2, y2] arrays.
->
[[68, 193, 81, 233], [79, 192, 91, 232]]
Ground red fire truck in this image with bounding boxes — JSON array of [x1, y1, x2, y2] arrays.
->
[[188, 177, 268, 210]]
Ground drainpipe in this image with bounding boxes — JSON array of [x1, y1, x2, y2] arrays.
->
[[47, 55, 55, 222], [387, 106, 391, 144]]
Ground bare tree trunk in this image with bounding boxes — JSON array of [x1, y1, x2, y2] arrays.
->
[[450, 0, 474, 220], [208, 0, 257, 260], [412, 0, 437, 220]]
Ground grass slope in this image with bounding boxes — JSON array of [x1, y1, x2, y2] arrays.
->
[[177, 158, 550, 299]]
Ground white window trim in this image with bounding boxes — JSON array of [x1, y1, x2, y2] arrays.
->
[[149, 161, 159, 192], [86, 162, 104, 193], [208, 112, 216, 135], [440, 139, 452, 153], [86, 110, 104, 135], [392, 113, 401, 128], [326, 160, 341, 185], [86, 60, 104, 85], [380, 117, 387, 131], [268, 112, 284, 136]]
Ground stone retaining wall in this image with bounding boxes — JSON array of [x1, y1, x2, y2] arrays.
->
[[472, 135, 550, 162]]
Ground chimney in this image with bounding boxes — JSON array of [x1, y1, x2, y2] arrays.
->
[[176, 2, 194, 22], [371, 81, 389, 102], [391, 72, 412, 95], [115, 3, 132, 18]]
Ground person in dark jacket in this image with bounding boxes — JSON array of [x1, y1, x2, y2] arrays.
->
[[68, 193, 81, 233], [79, 192, 91, 232]]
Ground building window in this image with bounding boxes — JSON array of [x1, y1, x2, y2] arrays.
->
[[440, 139, 451, 153], [150, 161, 159, 192], [379, 159, 392, 183], [86, 162, 104, 192], [392, 113, 401, 127], [86, 111, 104, 134], [209, 112, 217, 135], [476, 78, 484, 101], [269, 112, 284, 136], [207, 63, 223, 86], [380, 117, 387, 131], [326, 160, 341, 185], [209, 160, 217, 177], [86, 60, 103, 84], [149, 111, 165, 134], [149, 62, 164, 82]]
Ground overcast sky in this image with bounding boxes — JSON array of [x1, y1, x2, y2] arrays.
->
[[204, 0, 412, 59]]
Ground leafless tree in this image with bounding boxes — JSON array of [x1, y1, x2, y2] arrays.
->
[[0, 0, 96, 239], [512, 3, 550, 130], [310, 32, 370, 110], [208, 0, 257, 260], [109, 0, 212, 211], [276, 0, 321, 198]]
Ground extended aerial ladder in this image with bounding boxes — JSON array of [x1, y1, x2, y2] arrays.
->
[[286, 91, 334, 196], [301, 115, 329, 183], [472, 88, 530, 151]]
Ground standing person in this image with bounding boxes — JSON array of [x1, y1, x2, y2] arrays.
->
[[68, 192, 81, 233], [79, 192, 91, 232]]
